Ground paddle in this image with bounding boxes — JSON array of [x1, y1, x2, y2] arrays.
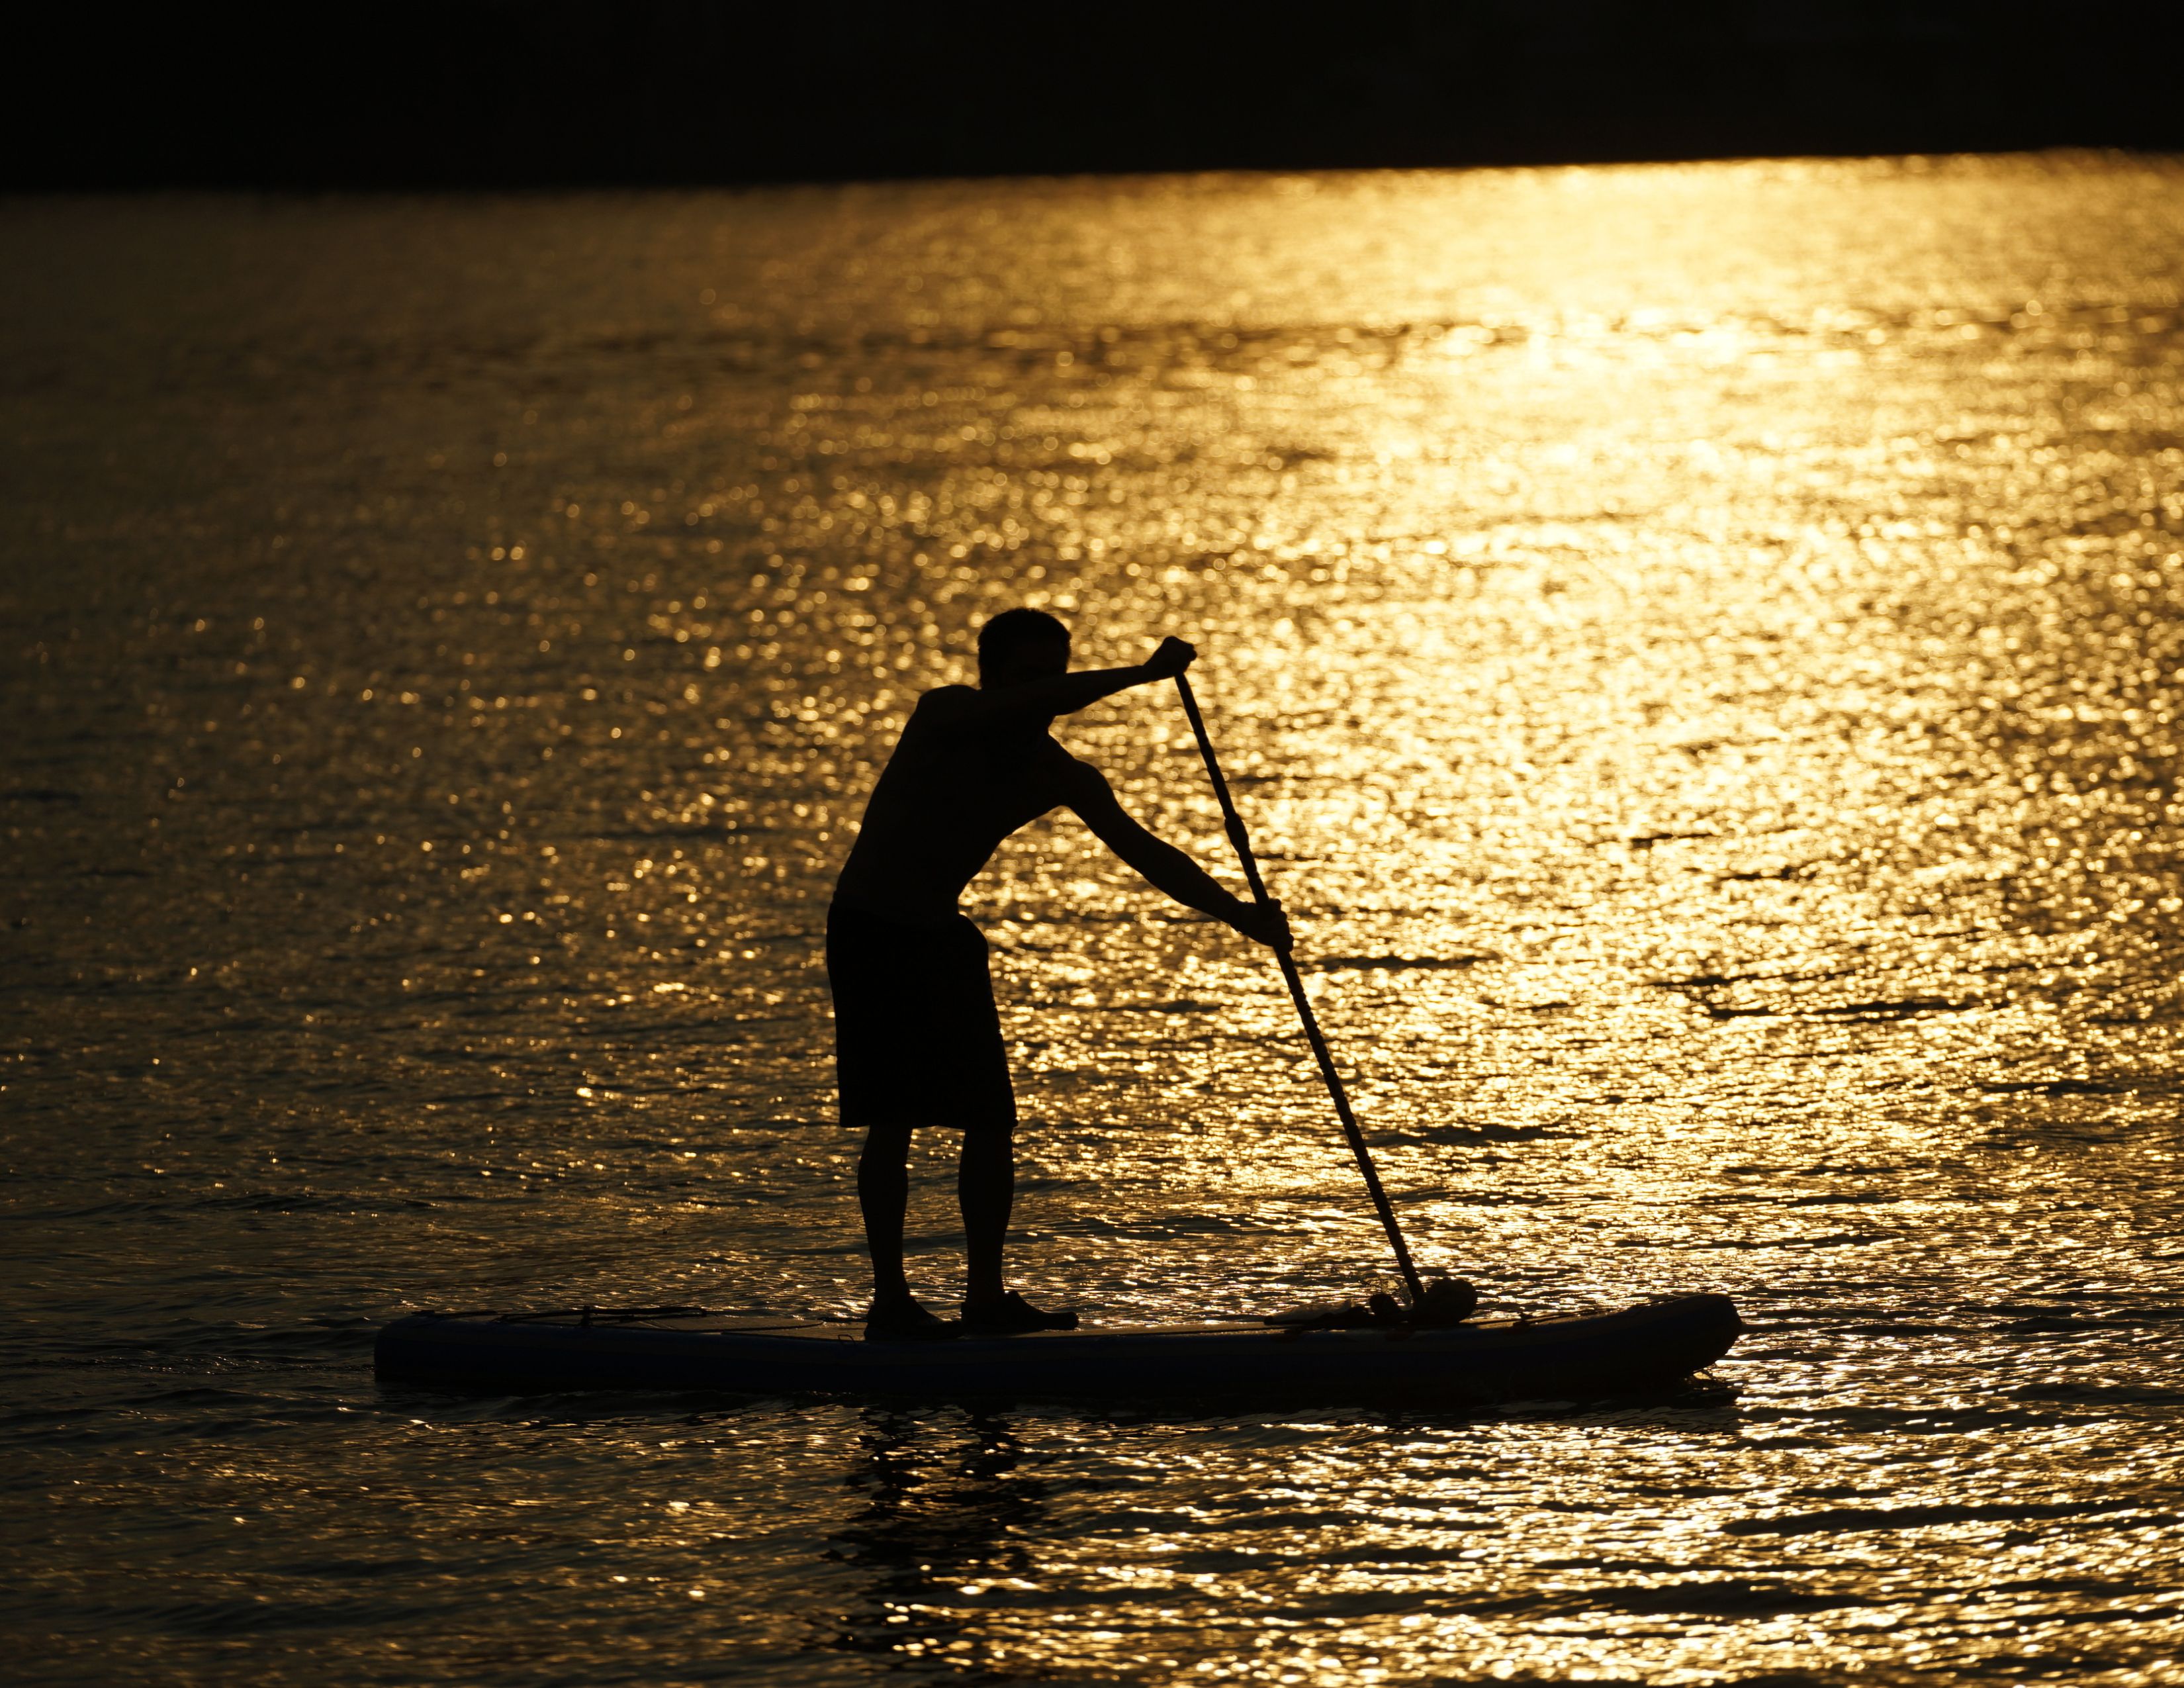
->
[[1173, 671, 1429, 1309]]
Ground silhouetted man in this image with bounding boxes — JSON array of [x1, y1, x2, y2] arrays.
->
[[829, 609, 1290, 1338]]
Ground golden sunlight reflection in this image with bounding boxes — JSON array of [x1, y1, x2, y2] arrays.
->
[[7, 154, 2184, 1683]]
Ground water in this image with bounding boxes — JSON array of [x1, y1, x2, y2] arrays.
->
[[6, 155, 2184, 1684]]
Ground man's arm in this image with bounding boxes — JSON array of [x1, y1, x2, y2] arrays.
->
[[1063, 761, 1291, 949], [933, 638, 1196, 729]]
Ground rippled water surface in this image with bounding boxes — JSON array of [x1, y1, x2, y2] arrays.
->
[[8, 158, 2184, 1684]]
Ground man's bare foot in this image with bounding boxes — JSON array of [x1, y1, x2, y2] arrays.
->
[[961, 1290, 1077, 1333], [863, 1292, 956, 1341]]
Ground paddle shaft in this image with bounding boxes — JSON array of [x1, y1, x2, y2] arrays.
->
[[1173, 673, 1427, 1307]]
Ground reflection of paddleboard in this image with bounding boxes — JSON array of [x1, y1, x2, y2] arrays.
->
[[375, 1293, 1741, 1405]]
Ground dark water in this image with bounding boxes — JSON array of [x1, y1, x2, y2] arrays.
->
[[7, 158, 2184, 1684]]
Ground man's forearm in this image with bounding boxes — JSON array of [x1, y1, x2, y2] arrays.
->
[[1127, 836, 1249, 924], [1017, 664, 1151, 718], [952, 663, 1150, 726]]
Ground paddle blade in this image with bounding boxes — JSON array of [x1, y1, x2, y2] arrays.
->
[[1413, 1278, 1480, 1327]]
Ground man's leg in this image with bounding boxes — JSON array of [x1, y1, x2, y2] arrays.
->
[[958, 1124, 1076, 1331], [858, 1123, 915, 1305], [958, 1124, 1015, 1305]]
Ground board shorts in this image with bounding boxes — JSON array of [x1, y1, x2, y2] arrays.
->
[[825, 900, 1017, 1131]]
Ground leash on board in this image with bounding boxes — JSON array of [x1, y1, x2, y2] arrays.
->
[[1173, 671, 1432, 1310]]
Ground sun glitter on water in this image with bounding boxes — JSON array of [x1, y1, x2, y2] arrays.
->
[[5, 155, 2184, 1684]]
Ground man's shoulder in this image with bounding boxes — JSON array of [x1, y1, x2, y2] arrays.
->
[[897, 685, 979, 735], [911, 684, 979, 720]]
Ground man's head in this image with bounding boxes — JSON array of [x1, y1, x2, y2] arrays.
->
[[976, 607, 1071, 687]]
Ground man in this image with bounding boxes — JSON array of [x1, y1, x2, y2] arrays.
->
[[828, 608, 1291, 1338]]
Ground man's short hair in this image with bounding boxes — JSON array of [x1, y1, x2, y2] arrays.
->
[[977, 607, 1071, 671]]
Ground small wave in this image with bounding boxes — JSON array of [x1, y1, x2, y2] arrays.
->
[[1305, 954, 1494, 972], [1725, 1499, 2158, 1536]]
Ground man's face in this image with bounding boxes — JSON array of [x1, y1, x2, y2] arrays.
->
[[987, 637, 1070, 688]]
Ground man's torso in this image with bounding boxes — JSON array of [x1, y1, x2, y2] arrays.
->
[[833, 687, 1085, 919]]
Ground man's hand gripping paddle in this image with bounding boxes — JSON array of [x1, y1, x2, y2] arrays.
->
[[1173, 671, 1475, 1325]]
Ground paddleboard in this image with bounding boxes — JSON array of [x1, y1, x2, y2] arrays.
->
[[375, 1293, 1741, 1405]]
